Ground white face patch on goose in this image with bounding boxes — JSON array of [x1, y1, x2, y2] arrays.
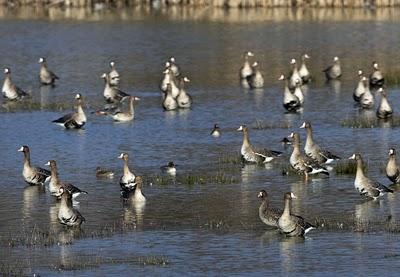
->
[[184, 77, 190, 82], [39, 58, 44, 63], [258, 192, 263, 198], [300, 122, 306, 128], [358, 70, 363, 76], [110, 61, 115, 67], [170, 57, 175, 63], [247, 51, 254, 57], [278, 75, 285, 80], [290, 59, 296, 64], [349, 154, 356, 160], [304, 54, 310, 59], [334, 56, 339, 61], [45, 161, 50, 166], [389, 149, 394, 155], [290, 192, 297, 199], [17, 146, 24, 152], [289, 132, 294, 138], [118, 153, 124, 159], [75, 94, 81, 99], [4, 68, 9, 74], [237, 126, 243, 131]]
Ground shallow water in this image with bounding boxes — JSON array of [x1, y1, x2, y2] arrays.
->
[[1, 7, 400, 276]]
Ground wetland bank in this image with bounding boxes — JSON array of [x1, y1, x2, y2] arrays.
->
[[2, 5, 400, 276]]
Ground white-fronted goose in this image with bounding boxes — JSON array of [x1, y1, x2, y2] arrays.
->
[[278, 192, 316, 237], [369, 61, 384, 88], [177, 77, 192, 108], [360, 77, 374, 109], [210, 123, 221, 137], [96, 167, 114, 178], [248, 62, 264, 89], [169, 57, 180, 77], [132, 176, 146, 202], [323, 56, 341, 80], [2, 68, 28, 100], [163, 83, 178, 111], [57, 186, 85, 227], [289, 58, 302, 89], [237, 125, 281, 163], [289, 132, 329, 177], [299, 54, 311, 83], [349, 153, 393, 199], [258, 190, 281, 228], [38, 57, 58, 85], [108, 61, 120, 86], [52, 93, 86, 129], [18, 146, 51, 186], [160, 161, 177, 175], [118, 153, 136, 193], [239, 51, 254, 80], [386, 148, 400, 184], [353, 70, 364, 102], [300, 121, 340, 164], [279, 74, 301, 112], [98, 96, 140, 122], [101, 72, 129, 103], [376, 88, 393, 119]]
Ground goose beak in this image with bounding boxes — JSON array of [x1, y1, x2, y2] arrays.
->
[[17, 146, 24, 152], [348, 154, 356, 160], [290, 192, 297, 199], [300, 122, 306, 129]]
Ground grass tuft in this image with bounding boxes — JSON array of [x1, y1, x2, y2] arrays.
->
[[340, 116, 400, 128], [252, 118, 291, 130]]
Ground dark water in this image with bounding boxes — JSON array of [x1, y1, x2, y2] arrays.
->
[[1, 8, 400, 276]]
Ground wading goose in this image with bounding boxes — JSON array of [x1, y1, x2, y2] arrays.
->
[[278, 192, 316, 237], [210, 124, 221, 137], [52, 93, 86, 129], [169, 57, 180, 77], [376, 88, 393, 119], [97, 96, 140, 122], [163, 83, 178, 111], [132, 176, 146, 202], [299, 54, 311, 83], [258, 190, 281, 228], [38, 57, 58, 85], [118, 153, 136, 193], [323, 56, 341, 80], [386, 148, 400, 184], [353, 70, 365, 102], [237, 125, 281, 163], [18, 146, 51, 186], [108, 61, 120, 86], [248, 62, 264, 89], [289, 132, 329, 177], [57, 186, 85, 227], [239, 51, 254, 80], [101, 73, 130, 103], [360, 77, 374, 109], [300, 121, 340, 164], [289, 59, 302, 90], [2, 68, 28, 100], [160, 161, 177, 175], [96, 167, 114, 178], [369, 61, 384, 88], [349, 153, 393, 199], [279, 74, 301, 112], [177, 77, 192, 108]]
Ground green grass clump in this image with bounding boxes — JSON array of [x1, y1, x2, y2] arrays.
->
[[218, 153, 243, 165], [334, 160, 367, 175]]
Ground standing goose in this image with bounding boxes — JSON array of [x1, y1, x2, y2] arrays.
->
[[248, 62, 264, 89], [369, 61, 384, 88], [177, 77, 192, 108], [277, 192, 316, 237], [108, 61, 120, 86], [289, 59, 302, 90], [18, 146, 51, 186], [52, 93, 87, 129], [258, 190, 282, 228], [376, 88, 393, 119], [210, 123, 221, 137], [163, 83, 178, 111], [323, 56, 342, 80], [299, 54, 311, 83], [386, 148, 400, 184], [2, 68, 28, 100], [38, 57, 59, 85], [98, 96, 140, 122], [101, 73, 130, 103], [279, 74, 301, 112], [57, 186, 85, 227], [118, 153, 137, 193], [239, 51, 254, 80], [289, 132, 329, 177], [169, 57, 180, 77], [237, 125, 281, 163], [360, 77, 374, 109], [300, 121, 340, 164], [353, 70, 365, 102], [132, 176, 146, 202], [349, 153, 393, 199]]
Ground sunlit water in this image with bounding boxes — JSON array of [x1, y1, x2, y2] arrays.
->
[[1, 8, 400, 275]]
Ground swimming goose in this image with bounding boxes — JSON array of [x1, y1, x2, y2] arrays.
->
[[101, 73, 130, 103], [279, 74, 301, 112], [38, 57, 59, 85], [132, 176, 146, 202], [163, 83, 178, 111], [360, 77, 374, 109], [323, 56, 341, 80], [248, 62, 264, 89], [52, 93, 86, 129], [353, 70, 365, 102], [258, 190, 281, 228], [108, 61, 120, 86], [289, 59, 302, 90], [210, 123, 221, 137], [289, 132, 329, 177], [239, 51, 254, 80], [237, 125, 281, 163], [118, 153, 136, 193], [98, 96, 140, 122], [169, 57, 180, 77], [57, 186, 85, 227], [376, 88, 393, 119], [96, 167, 115, 178], [278, 192, 316, 237], [386, 148, 400, 184], [177, 77, 192, 108], [160, 161, 177, 175], [349, 153, 393, 199], [299, 54, 311, 83], [300, 121, 340, 164], [2, 68, 28, 100], [293, 80, 305, 105], [369, 61, 384, 88], [18, 146, 51, 186]]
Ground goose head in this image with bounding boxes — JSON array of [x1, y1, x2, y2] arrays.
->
[[278, 74, 286, 81], [75, 93, 82, 100], [183, 77, 190, 83], [245, 51, 254, 57], [284, 192, 297, 200], [299, 121, 311, 129], [45, 160, 56, 169], [333, 56, 339, 62], [372, 62, 379, 70], [18, 145, 29, 153], [348, 153, 362, 161], [167, 161, 175, 168], [252, 61, 259, 68], [357, 69, 363, 77], [290, 58, 296, 65], [377, 87, 386, 97], [237, 125, 248, 132], [118, 152, 129, 161], [109, 61, 115, 68], [257, 189, 268, 199], [389, 148, 396, 156], [169, 57, 176, 63], [38, 57, 46, 64], [302, 54, 310, 60], [4, 68, 10, 74]]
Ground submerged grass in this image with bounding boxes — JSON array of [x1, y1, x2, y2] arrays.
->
[[252, 118, 291, 130], [334, 160, 368, 175], [147, 172, 238, 186], [340, 116, 400, 128]]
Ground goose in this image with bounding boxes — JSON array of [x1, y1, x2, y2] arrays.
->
[[293, 79, 305, 105], [300, 121, 340, 164], [279, 74, 301, 112], [369, 61, 384, 88], [386, 148, 400, 184], [169, 57, 180, 77], [210, 123, 221, 137], [280, 137, 292, 145], [2, 68, 28, 100], [177, 77, 192, 108], [277, 192, 316, 237], [289, 132, 329, 177], [163, 83, 178, 111], [376, 88, 393, 119], [289, 58, 302, 89], [18, 146, 51, 186], [349, 153, 393, 199], [360, 77, 374, 109], [132, 176, 146, 202], [108, 61, 120, 86], [52, 93, 86, 129], [323, 56, 341, 80], [96, 167, 115, 178], [97, 96, 140, 122], [299, 54, 311, 83], [38, 57, 59, 85], [101, 73, 130, 103], [248, 62, 264, 89], [353, 70, 365, 102], [118, 153, 136, 193], [160, 161, 177, 175], [258, 190, 281, 228], [237, 125, 281, 163], [239, 51, 254, 80], [160, 62, 172, 92], [57, 186, 85, 227]]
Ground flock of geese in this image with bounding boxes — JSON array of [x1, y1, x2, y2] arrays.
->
[[4, 52, 399, 237]]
